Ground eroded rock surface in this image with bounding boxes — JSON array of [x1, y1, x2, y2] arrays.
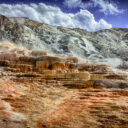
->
[[0, 44, 128, 128], [0, 14, 128, 68]]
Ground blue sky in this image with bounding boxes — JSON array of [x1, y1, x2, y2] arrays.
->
[[0, 0, 127, 31]]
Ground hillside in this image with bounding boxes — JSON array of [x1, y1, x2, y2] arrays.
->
[[0, 14, 128, 128], [0, 14, 128, 68]]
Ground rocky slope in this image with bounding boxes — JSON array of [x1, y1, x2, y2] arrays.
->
[[0, 43, 128, 128], [0, 13, 128, 128], [0, 14, 128, 68]]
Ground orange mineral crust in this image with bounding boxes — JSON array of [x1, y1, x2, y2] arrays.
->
[[0, 44, 127, 128]]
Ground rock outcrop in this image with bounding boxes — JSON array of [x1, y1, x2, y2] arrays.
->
[[0, 44, 127, 128], [0, 14, 128, 68]]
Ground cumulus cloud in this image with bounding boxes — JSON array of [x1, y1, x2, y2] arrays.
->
[[0, 3, 112, 31], [64, 0, 123, 15]]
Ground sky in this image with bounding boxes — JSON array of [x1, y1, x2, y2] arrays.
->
[[0, 0, 127, 31]]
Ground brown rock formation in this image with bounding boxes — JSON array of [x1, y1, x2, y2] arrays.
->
[[36, 61, 50, 69], [0, 53, 18, 61], [31, 50, 47, 57], [0, 44, 128, 128]]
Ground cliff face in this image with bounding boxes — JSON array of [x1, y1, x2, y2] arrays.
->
[[0, 14, 128, 68], [0, 43, 128, 128]]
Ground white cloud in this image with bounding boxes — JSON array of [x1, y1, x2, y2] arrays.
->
[[0, 3, 112, 31], [73, 10, 112, 31], [63, 0, 82, 8], [64, 0, 123, 15], [91, 0, 123, 15], [64, 0, 92, 9]]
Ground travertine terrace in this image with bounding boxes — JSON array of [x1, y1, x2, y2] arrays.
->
[[0, 43, 128, 128], [0, 14, 128, 68]]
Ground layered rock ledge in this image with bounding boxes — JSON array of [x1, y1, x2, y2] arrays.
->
[[0, 43, 128, 128]]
